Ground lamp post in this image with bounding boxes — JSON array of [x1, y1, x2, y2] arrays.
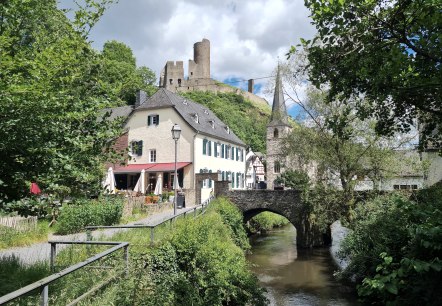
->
[[171, 124, 181, 215]]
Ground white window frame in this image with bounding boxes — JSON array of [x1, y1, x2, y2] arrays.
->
[[149, 149, 156, 163]]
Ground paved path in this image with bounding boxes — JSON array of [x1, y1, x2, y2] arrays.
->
[[0, 206, 199, 266]]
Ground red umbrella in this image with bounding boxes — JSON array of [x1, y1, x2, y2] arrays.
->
[[30, 182, 41, 195]]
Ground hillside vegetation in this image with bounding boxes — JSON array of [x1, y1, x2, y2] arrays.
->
[[181, 91, 270, 153]]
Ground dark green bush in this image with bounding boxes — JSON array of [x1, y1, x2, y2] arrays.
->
[[340, 186, 442, 305], [56, 197, 123, 234], [113, 197, 267, 306]]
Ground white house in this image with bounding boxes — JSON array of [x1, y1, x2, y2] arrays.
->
[[111, 88, 247, 204], [245, 150, 266, 189]]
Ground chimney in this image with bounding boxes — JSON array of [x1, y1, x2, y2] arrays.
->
[[248, 79, 254, 93], [135, 90, 147, 108]]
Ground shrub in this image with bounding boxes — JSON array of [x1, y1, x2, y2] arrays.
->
[[248, 211, 290, 233], [112, 197, 267, 306], [56, 197, 123, 234], [340, 186, 442, 305]]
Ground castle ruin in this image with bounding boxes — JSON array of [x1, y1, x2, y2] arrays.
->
[[159, 39, 269, 108]]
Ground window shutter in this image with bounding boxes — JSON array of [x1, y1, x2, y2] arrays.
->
[[209, 170, 212, 188], [236, 148, 239, 161], [214, 143, 218, 157], [208, 141, 212, 156], [137, 141, 143, 156], [231, 172, 235, 188], [231, 147, 234, 160], [221, 144, 225, 158], [241, 149, 244, 162], [203, 139, 207, 155], [147, 116, 151, 126], [155, 115, 159, 125]]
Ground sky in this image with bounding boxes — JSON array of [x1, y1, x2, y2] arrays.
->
[[59, 0, 316, 117]]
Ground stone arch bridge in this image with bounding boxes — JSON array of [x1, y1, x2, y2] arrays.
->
[[195, 174, 329, 248]]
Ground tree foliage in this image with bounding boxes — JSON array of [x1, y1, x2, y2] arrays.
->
[[99, 40, 156, 105], [0, 0, 122, 203], [282, 85, 410, 197], [340, 184, 442, 305], [182, 91, 270, 153], [300, 0, 442, 149]]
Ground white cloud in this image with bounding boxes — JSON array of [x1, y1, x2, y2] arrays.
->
[[60, 0, 315, 100]]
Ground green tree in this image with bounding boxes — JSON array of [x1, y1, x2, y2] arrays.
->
[[99, 40, 156, 105], [0, 0, 121, 203], [299, 0, 442, 149]]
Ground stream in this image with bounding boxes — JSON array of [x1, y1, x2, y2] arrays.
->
[[247, 224, 360, 306]]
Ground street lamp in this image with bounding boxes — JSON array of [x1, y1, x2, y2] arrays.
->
[[171, 124, 181, 215]]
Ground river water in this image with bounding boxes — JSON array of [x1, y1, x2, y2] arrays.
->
[[247, 224, 360, 306]]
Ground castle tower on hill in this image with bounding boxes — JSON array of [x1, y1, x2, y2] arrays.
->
[[266, 65, 292, 190], [158, 39, 270, 109], [159, 39, 211, 91]]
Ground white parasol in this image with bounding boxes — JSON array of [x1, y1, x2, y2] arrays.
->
[[103, 167, 116, 194], [154, 174, 163, 195]]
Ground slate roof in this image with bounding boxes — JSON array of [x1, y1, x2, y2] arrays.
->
[[269, 65, 290, 127], [101, 105, 134, 121], [136, 88, 246, 146]]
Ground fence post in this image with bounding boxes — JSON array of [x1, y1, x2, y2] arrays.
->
[[150, 227, 154, 246], [86, 229, 92, 241], [50, 243, 56, 273], [40, 285, 48, 306], [123, 245, 129, 276]]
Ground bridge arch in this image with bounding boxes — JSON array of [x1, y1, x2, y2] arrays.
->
[[214, 185, 329, 248]]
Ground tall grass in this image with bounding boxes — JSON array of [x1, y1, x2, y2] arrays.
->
[[0, 220, 51, 249]]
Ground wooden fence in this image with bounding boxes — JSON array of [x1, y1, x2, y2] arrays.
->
[[0, 216, 38, 231]]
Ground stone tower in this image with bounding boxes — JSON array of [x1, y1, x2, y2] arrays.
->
[[266, 65, 292, 190], [189, 38, 210, 79]]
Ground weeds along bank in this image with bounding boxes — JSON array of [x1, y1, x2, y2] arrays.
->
[[0, 198, 267, 305], [99, 197, 267, 306], [339, 183, 442, 305], [247, 211, 290, 234]]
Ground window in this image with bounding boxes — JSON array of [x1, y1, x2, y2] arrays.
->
[[231, 172, 235, 188], [149, 149, 156, 163], [231, 147, 234, 160], [130, 140, 143, 156], [208, 140, 212, 156], [274, 161, 281, 173], [214, 143, 218, 157], [236, 147, 239, 161], [147, 114, 159, 126], [240, 149, 244, 162], [169, 79, 173, 85], [225, 126, 230, 134], [178, 79, 182, 86], [222, 171, 225, 180], [274, 128, 279, 138], [236, 173, 240, 188], [192, 113, 198, 123], [203, 139, 207, 155], [226, 145, 230, 159], [208, 120, 215, 129]]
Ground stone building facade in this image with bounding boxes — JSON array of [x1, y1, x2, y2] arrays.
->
[[266, 66, 293, 190]]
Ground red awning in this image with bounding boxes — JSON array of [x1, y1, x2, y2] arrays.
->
[[114, 162, 191, 174]]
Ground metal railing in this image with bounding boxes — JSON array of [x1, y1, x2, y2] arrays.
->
[[0, 196, 214, 305], [85, 196, 214, 245], [0, 241, 129, 306]]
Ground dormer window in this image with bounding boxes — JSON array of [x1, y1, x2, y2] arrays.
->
[[204, 109, 209, 115], [208, 120, 215, 129], [191, 113, 199, 123], [183, 100, 188, 105], [225, 126, 230, 134]]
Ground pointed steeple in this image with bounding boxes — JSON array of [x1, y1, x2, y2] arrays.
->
[[269, 64, 289, 126]]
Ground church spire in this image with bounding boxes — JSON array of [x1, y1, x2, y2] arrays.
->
[[269, 64, 289, 126]]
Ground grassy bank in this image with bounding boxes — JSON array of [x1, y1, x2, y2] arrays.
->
[[0, 197, 267, 305], [247, 211, 290, 234]]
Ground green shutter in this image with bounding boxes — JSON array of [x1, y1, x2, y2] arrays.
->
[[231, 172, 235, 188], [203, 139, 207, 155], [221, 144, 225, 158], [147, 116, 151, 126], [208, 141, 212, 156], [214, 143, 218, 157]]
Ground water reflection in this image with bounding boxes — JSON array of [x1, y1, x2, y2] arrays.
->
[[248, 225, 359, 306]]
